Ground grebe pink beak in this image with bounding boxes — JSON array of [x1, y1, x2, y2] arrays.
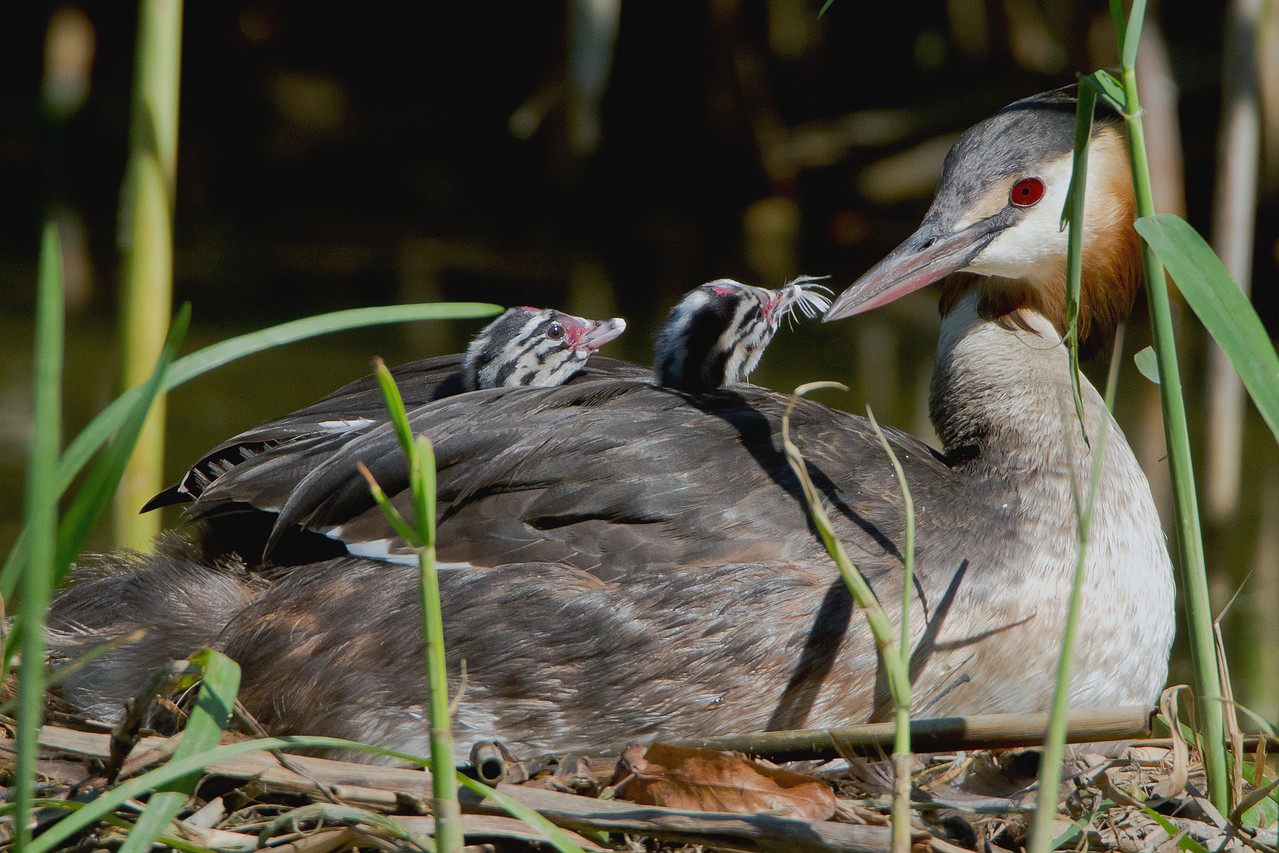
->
[[823, 216, 1006, 321]]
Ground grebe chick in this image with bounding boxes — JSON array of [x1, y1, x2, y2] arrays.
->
[[142, 306, 625, 512], [462, 306, 626, 390], [654, 277, 831, 391]]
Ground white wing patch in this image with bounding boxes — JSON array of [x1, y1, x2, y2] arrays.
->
[[316, 418, 377, 431]]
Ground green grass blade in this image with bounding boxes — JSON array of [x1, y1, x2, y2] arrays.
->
[[374, 357, 417, 457], [1134, 346, 1160, 384], [1028, 391, 1116, 853], [457, 774, 586, 853], [1108, 0, 1126, 57], [1135, 214, 1279, 446], [1062, 85, 1098, 436], [358, 462, 421, 546], [1121, 67, 1227, 809], [1121, 0, 1148, 69], [367, 369, 459, 851], [780, 384, 912, 705], [0, 301, 500, 598], [5, 800, 219, 853], [865, 407, 915, 853], [415, 435, 437, 548], [263, 804, 436, 852], [14, 222, 66, 850], [1084, 70, 1126, 113], [54, 304, 189, 578], [24, 734, 435, 853], [118, 649, 241, 853], [413, 435, 460, 853]]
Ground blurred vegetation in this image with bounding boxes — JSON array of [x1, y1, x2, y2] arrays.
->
[[3, 1, 1276, 719]]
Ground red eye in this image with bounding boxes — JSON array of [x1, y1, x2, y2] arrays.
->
[[1010, 177, 1044, 207]]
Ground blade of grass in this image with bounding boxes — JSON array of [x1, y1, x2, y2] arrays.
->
[[1108, 0, 1126, 57], [1134, 214, 1279, 445], [0, 301, 501, 599], [1121, 0, 1148, 69], [57, 303, 189, 576], [261, 803, 435, 852], [371, 360, 460, 853], [14, 222, 65, 850], [1061, 82, 1098, 437], [781, 383, 916, 850], [20, 734, 438, 853], [778, 383, 910, 705], [865, 406, 915, 853], [119, 649, 241, 853], [414, 435, 459, 853], [357, 462, 419, 546], [456, 774, 586, 853], [1027, 329, 1123, 853]]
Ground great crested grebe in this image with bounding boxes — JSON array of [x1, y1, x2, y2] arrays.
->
[[50, 90, 1174, 760], [143, 306, 627, 512]]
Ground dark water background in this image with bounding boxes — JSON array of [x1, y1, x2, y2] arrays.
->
[[2, 2, 1277, 719]]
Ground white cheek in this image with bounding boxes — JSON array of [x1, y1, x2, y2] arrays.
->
[[962, 155, 1078, 279], [965, 206, 1066, 278]]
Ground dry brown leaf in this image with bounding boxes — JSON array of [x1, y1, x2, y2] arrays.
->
[[613, 742, 836, 821]]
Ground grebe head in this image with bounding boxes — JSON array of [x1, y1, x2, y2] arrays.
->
[[825, 88, 1140, 354], [654, 276, 831, 391], [462, 307, 626, 390]]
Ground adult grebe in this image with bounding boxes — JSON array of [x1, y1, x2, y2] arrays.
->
[[50, 90, 1174, 760]]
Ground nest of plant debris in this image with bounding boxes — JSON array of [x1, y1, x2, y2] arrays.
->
[[4, 705, 1276, 853]]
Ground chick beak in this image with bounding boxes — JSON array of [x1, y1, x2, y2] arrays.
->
[[575, 317, 627, 350], [823, 216, 1006, 322]]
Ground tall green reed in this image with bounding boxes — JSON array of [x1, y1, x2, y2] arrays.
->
[[115, 0, 183, 551], [361, 359, 586, 853], [13, 224, 65, 850], [1093, 0, 1226, 809], [1036, 0, 1279, 819], [0, 302, 502, 600], [781, 383, 916, 853], [361, 360, 462, 853]]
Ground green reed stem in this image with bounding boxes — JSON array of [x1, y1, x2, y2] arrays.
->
[[783, 385, 914, 851], [14, 224, 65, 849], [1027, 329, 1124, 853], [781, 385, 912, 705], [115, 0, 182, 550], [1119, 62, 1228, 812], [372, 362, 461, 853], [866, 407, 915, 853]]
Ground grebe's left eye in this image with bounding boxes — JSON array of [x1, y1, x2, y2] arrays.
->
[[546, 322, 565, 340], [1010, 177, 1045, 207]]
